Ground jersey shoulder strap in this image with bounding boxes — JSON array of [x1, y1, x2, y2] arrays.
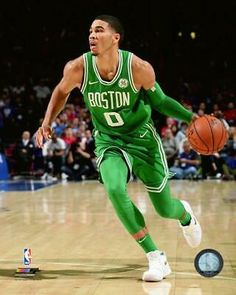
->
[[123, 50, 138, 93], [80, 52, 93, 93]]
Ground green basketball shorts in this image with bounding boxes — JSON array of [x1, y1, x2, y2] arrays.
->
[[95, 122, 173, 193]]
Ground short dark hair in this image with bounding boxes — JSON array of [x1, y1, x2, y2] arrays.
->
[[94, 15, 124, 45]]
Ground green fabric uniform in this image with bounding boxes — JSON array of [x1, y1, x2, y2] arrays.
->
[[81, 50, 170, 191], [80, 49, 191, 252]]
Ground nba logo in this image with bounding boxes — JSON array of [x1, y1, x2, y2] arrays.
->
[[23, 248, 32, 266]]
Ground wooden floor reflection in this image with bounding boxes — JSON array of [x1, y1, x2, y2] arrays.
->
[[0, 179, 235, 294]]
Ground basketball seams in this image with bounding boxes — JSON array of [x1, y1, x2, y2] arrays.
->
[[205, 115, 215, 153], [188, 115, 227, 155], [193, 121, 209, 154], [190, 141, 209, 155]]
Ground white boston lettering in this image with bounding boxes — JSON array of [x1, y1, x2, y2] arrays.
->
[[108, 91, 114, 109], [115, 92, 122, 108], [88, 93, 96, 107], [101, 92, 109, 109], [87, 92, 130, 109], [94, 92, 102, 107]]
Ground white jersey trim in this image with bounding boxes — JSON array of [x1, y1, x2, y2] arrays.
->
[[128, 53, 138, 93], [96, 146, 132, 182], [80, 54, 88, 94], [92, 50, 123, 85]]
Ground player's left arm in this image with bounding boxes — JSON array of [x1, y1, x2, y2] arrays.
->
[[132, 55, 194, 124]]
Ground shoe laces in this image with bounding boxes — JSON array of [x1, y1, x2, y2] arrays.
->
[[147, 251, 164, 269]]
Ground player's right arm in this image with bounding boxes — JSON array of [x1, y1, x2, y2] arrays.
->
[[35, 56, 84, 148], [132, 54, 195, 124]]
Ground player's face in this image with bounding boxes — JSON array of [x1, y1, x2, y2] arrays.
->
[[89, 20, 119, 56]]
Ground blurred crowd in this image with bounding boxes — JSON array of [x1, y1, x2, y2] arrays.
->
[[0, 1, 235, 181], [0, 76, 235, 182]]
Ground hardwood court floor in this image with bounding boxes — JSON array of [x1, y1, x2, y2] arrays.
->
[[0, 179, 235, 294]]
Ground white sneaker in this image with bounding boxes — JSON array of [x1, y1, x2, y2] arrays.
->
[[41, 172, 48, 180], [142, 250, 172, 282], [180, 200, 202, 248], [61, 172, 69, 180], [47, 175, 58, 182]]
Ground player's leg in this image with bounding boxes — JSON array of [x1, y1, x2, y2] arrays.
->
[[135, 159, 202, 248], [148, 182, 202, 248], [100, 151, 157, 253], [148, 182, 191, 223], [100, 151, 171, 281]]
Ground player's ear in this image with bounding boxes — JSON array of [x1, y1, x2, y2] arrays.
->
[[114, 33, 120, 42]]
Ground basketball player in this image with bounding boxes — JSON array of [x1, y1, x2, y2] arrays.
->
[[35, 15, 202, 282]]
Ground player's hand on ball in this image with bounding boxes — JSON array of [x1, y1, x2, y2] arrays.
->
[[190, 113, 199, 124], [186, 114, 199, 139], [35, 125, 52, 148]]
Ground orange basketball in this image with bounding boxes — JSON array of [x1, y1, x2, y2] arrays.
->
[[187, 115, 228, 155]]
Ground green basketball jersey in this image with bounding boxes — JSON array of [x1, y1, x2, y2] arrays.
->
[[81, 50, 152, 135]]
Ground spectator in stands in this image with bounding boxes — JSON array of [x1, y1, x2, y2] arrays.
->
[[0, 138, 10, 180], [0, 109, 4, 137], [71, 117, 81, 137], [64, 104, 77, 123], [51, 116, 67, 137], [198, 102, 207, 113], [13, 130, 35, 175], [83, 129, 95, 157], [216, 126, 236, 180], [160, 117, 178, 138], [213, 103, 220, 113], [175, 122, 188, 153], [170, 140, 200, 179], [42, 132, 66, 180], [225, 150, 236, 179], [33, 79, 51, 101], [62, 136, 97, 181], [197, 108, 205, 117], [58, 112, 69, 127], [83, 129, 98, 178], [77, 121, 88, 140], [162, 128, 178, 167], [223, 101, 236, 126], [61, 126, 77, 146], [33, 145, 45, 177], [214, 110, 230, 133], [200, 153, 232, 180], [228, 127, 236, 151], [199, 116, 233, 181]]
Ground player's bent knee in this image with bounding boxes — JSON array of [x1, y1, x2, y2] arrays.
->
[[106, 184, 126, 199]]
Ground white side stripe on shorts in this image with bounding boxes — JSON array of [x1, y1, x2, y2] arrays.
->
[[144, 123, 170, 193], [96, 146, 132, 181]]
